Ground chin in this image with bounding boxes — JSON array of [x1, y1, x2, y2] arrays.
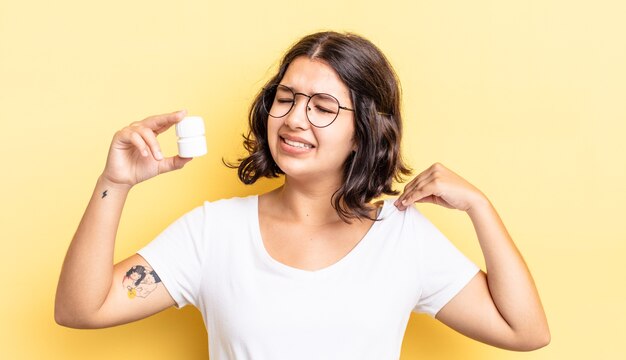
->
[[274, 159, 314, 179], [269, 145, 347, 183], [280, 163, 345, 186]]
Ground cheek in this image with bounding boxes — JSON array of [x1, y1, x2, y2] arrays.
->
[[319, 125, 355, 159], [266, 119, 279, 144], [333, 121, 356, 149], [267, 116, 280, 133], [266, 118, 282, 159]]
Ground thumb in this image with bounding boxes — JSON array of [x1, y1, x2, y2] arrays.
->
[[159, 155, 193, 174]]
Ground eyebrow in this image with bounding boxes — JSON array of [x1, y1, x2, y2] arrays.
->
[[277, 83, 301, 93], [278, 83, 350, 100]]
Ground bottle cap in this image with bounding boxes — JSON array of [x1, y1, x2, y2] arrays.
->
[[176, 116, 205, 138], [176, 116, 207, 158]]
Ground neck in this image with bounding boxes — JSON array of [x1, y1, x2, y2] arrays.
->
[[273, 176, 343, 225]]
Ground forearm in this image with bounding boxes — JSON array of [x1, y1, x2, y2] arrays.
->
[[467, 197, 549, 341], [55, 175, 131, 322]]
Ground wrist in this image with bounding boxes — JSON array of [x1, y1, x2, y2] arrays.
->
[[97, 174, 133, 193], [466, 192, 492, 218]]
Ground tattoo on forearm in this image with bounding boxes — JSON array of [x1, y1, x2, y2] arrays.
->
[[101, 190, 108, 198], [122, 265, 162, 299]]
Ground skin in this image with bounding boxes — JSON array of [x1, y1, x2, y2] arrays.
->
[[55, 111, 189, 328], [396, 163, 550, 350], [56, 57, 549, 350], [260, 57, 377, 270], [266, 56, 357, 188]]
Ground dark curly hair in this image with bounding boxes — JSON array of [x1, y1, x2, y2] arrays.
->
[[231, 31, 411, 222]]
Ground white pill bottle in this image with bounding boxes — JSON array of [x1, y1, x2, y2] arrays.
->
[[176, 116, 207, 158]]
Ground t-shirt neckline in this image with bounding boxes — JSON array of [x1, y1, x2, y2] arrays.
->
[[250, 195, 387, 279]]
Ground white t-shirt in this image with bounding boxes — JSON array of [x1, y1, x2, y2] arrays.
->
[[138, 196, 479, 360]]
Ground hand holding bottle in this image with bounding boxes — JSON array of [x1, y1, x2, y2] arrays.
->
[[101, 110, 193, 188]]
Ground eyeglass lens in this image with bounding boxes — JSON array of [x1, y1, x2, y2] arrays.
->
[[264, 84, 340, 128]]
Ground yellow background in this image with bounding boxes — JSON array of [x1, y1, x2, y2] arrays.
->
[[1, 0, 624, 358]]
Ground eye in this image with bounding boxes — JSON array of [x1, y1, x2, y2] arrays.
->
[[315, 105, 336, 114], [276, 97, 294, 104]]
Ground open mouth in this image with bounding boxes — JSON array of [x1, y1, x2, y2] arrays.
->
[[281, 136, 314, 149]]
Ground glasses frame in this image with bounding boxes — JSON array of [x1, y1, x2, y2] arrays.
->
[[263, 84, 354, 128]]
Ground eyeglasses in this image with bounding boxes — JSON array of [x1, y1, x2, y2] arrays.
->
[[262, 84, 354, 128]]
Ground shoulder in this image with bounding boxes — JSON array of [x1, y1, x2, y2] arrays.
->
[[195, 195, 257, 224], [378, 197, 430, 227], [170, 195, 257, 227], [201, 195, 257, 211], [376, 198, 447, 245]]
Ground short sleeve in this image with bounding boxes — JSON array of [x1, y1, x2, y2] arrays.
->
[[137, 203, 206, 309], [410, 207, 480, 317]]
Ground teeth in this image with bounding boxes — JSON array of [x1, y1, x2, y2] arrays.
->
[[283, 138, 313, 149]]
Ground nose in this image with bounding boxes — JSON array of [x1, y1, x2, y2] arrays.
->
[[283, 94, 311, 130]]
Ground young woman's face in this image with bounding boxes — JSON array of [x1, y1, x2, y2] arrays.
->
[[267, 56, 355, 184]]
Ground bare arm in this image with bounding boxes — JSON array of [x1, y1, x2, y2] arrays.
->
[[436, 198, 550, 350], [396, 163, 550, 351], [55, 110, 192, 328]]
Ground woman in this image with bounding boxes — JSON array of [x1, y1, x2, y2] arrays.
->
[[55, 31, 549, 359]]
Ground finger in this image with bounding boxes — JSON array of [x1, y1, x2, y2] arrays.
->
[[135, 126, 163, 161], [408, 174, 442, 203], [396, 177, 422, 206], [397, 165, 436, 200], [416, 195, 455, 209], [143, 109, 187, 134], [408, 173, 437, 200], [404, 164, 447, 199], [397, 173, 438, 210], [399, 186, 430, 210], [158, 155, 193, 174], [396, 170, 434, 207], [129, 131, 150, 157], [405, 176, 451, 207]]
